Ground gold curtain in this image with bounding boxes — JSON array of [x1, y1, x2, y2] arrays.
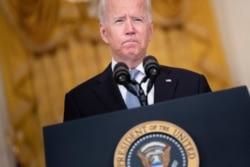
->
[[0, 0, 231, 167], [150, 0, 230, 89]]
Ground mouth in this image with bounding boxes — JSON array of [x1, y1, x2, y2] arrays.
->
[[122, 40, 139, 46]]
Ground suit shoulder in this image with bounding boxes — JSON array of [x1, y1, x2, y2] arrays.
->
[[160, 65, 211, 92], [68, 75, 99, 94], [161, 65, 203, 77], [67, 64, 111, 95]]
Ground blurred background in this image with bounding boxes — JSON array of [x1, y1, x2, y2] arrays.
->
[[0, 0, 249, 167]]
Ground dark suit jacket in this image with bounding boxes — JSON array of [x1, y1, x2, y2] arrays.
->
[[63, 64, 211, 121]]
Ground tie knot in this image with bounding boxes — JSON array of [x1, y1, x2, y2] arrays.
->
[[130, 69, 140, 80]]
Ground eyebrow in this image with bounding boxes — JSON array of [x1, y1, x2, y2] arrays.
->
[[112, 15, 145, 20], [112, 15, 126, 20]]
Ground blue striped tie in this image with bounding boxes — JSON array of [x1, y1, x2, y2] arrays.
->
[[125, 69, 140, 109]]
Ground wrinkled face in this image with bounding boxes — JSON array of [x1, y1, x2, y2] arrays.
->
[[100, 0, 153, 64]]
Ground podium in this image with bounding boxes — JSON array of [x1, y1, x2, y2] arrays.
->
[[43, 86, 250, 167]]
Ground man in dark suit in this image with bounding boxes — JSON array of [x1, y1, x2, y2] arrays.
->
[[63, 0, 211, 122]]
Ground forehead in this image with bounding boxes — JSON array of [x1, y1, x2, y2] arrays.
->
[[105, 0, 147, 16]]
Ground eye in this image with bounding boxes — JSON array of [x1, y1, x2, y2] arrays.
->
[[115, 18, 124, 24], [134, 17, 143, 23]]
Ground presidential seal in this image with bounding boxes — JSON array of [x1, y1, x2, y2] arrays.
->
[[113, 121, 199, 167]]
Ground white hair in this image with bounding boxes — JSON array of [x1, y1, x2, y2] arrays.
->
[[98, 0, 152, 23]]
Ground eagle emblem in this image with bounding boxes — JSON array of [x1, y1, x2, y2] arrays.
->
[[137, 141, 172, 167]]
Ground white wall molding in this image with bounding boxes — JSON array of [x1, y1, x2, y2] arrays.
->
[[211, 0, 250, 90], [0, 65, 15, 167]]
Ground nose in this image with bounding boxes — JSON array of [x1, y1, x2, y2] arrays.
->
[[125, 20, 135, 35]]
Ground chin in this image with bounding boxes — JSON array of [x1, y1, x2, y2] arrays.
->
[[124, 53, 139, 58], [123, 49, 140, 57], [125, 55, 145, 63]]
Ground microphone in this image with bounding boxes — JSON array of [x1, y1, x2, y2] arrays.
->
[[113, 62, 137, 96], [143, 55, 161, 93]]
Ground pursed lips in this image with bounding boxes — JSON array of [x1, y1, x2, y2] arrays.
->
[[122, 40, 139, 45]]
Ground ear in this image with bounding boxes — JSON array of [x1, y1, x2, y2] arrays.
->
[[99, 23, 109, 43]]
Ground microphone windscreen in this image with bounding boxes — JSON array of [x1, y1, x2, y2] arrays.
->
[[143, 55, 160, 79], [113, 62, 130, 85]]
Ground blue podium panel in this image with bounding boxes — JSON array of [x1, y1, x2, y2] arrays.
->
[[43, 86, 250, 167]]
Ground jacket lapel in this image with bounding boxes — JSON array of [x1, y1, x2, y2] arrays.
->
[[92, 64, 127, 112], [154, 67, 178, 103]]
